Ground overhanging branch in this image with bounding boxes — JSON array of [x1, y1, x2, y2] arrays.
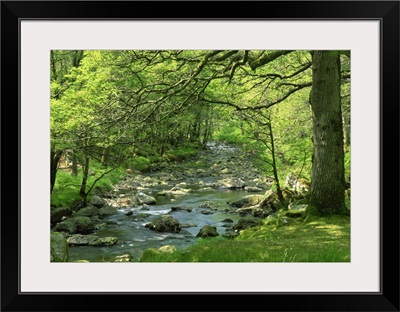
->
[[248, 50, 295, 71]]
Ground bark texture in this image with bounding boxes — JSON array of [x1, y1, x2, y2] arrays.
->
[[310, 51, 346, 215]]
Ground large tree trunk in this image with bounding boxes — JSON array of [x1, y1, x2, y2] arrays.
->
[[309, 51, 346, 215]]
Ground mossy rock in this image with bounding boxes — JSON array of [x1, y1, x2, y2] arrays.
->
[[50, 232, 69, 262], [54, 216, 94, 234], [228, 195, 264, 208], [74, 206, 99, 217], [145, 215, 181, 233], [99, 206, 119, 216], [159, 245, 177, 253], [232, 217, 261, 231], [196, 225, 219, 238]]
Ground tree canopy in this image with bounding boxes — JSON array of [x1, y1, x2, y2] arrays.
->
[[51, 49, 350, 215]]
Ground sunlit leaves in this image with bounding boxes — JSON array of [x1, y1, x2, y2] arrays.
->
[[51, 49, 350, 188]]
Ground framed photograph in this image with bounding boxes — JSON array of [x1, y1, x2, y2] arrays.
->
[[2, 1, 399, 311]]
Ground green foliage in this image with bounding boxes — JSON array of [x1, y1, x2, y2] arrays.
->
[[89, 163, 122, 190], [211, 92, 313, 192], [261, 209, 303, 229], [50, 171, 82, 207], [212, 119, 251, 145], [168, 143, 199, 160], [268, 91, 313, 182], [345, 192, 351, 212], [51, 160, 123, 207], [50, 49, 350, 216], [344, 145, 351, 182], [128, 156, 152, 171], [139, 216, 350, 262]]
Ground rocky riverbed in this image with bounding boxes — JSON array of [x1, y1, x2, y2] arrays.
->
[[51, 142, 279, 262]]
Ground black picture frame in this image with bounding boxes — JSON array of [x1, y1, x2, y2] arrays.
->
[[1, 1, 399, 311]]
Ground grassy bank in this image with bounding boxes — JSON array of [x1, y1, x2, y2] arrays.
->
[[139, 215, 350, 262], [51, 162, 123, 208]]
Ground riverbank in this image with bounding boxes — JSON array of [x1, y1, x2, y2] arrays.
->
[[50, 142, 350, 263], [140, 214, 350, 262]]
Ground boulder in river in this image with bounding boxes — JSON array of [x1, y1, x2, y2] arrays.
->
[[116, 196, 138, 207], [196, 225, 219, 238], [220, 218, 234, 223], [228, 194, 264, 208], [74, 206, 99, 217], [98, 206, 119, 216], [244, 186, 263, 192], [67, 234, 118, 246], [136, 192, 157, 205], [90, 195, 108, 208], [198, 201, 219, 209], [213, 177, 246, 189], [168, 186, 193, 195], [170, 206, 193, 212], [53, 216, 94, 234], [145, 215, 181, 233]]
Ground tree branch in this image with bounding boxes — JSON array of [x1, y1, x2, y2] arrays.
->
[[248, 50, 294, 71]]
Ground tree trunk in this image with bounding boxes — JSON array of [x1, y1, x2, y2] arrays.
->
[[266, 118, 285, 205], [101, 147, 110, 167], [309, 51, 346, 215], [79, 156, 90, 206], [72, 151, 78, 176], [50, 150, 63, 193]]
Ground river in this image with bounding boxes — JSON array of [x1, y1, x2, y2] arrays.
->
[[67, 143, 268, 262]]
